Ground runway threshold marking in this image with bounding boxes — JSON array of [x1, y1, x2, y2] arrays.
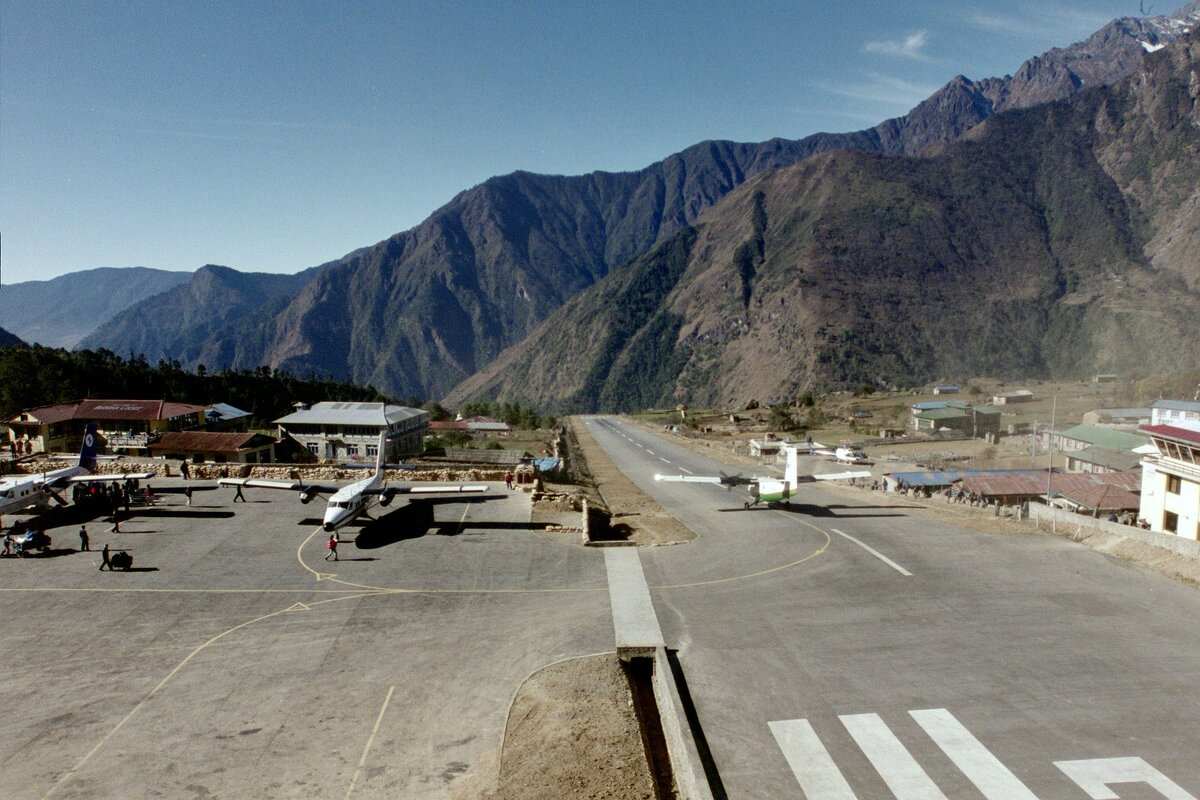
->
[[830, 528, 912, 576], [344, 685, 397, 800], [41, 592, 374, 800]]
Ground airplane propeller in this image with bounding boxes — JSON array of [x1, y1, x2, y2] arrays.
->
[[718, 472, 752, 489]]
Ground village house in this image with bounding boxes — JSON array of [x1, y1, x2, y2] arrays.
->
[[149, 430, 277, 464], [6, 399, 207, 456], [1138, 424, 1200, 540], [274, 401, 428, 462]]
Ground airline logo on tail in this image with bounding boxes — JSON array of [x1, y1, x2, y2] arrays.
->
[[78, 423, 99, 471]]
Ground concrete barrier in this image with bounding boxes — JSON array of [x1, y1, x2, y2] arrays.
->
[[652, 647, 716, 800], [1029, 504, 1200, 559]]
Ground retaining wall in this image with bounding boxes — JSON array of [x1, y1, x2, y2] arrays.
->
[[1029, 504, 1200, 559]]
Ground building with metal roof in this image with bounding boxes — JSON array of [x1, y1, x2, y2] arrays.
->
[[7, 399, 206, 456], [273, 401, 428, 461], [1064, 445, 1143, 474], [149, 431, 277, 464], [911, 405, 1001, 437], [1138, 424, 1200, 540], [1047, 424, 1149, 454], [1150, 399, 1200, 430]]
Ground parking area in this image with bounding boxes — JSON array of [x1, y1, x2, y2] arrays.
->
[[0, 480, 612, 799]]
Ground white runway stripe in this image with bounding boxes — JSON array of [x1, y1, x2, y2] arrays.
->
[[769, 719, 857, 799], [909, 709, 1038, 800], [841, 713, 948, 799], [831, 528, 912, 576]]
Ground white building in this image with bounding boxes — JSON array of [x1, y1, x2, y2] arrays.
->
[[1138, 424, 1200, 540], [1150, 398, 1200, 429], [273, 402, 428, 462]]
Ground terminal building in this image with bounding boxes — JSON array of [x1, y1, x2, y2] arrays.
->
[[6, 399, 207, 456], [273, 401, 429, 462]]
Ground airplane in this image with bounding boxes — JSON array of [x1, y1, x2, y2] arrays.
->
[[655, 444, 871, 509], [808, 441, 872, 465], [217, 431, 489, 532], [0, 423, 155, 517]]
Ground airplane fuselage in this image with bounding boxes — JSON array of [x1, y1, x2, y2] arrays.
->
[[321, 475, 381, 531], [0, 465, 86, 516]]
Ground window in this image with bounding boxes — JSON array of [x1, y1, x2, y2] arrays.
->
[[1164, 511, 1178, 534], [1166, 474, 1182, 495], [366, 445, 378, 458], [307, 442, 319, 455], [346, 445, 358, 457]]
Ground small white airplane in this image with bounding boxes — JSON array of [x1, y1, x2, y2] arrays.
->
[[0, 423, 155, 517], [656, 444, 870, 509], [808, 441, 872, 465], [218, 432, 489, 532]]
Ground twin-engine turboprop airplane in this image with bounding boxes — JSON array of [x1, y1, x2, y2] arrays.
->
[[0, 423, 155, 516], [808, 441, 872, 465], [218, 432, 488, 531], [656, 444, 870, 509]]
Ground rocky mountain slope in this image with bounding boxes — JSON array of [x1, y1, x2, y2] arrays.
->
[[0, 267, 190, 348], [447, 30, 1200, 411], [74, 4, 1199, 399]]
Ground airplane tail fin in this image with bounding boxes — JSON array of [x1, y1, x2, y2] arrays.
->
[[785, 445, 798, 486], [78, 423, 98, 470], [374, 429, 388, 480]]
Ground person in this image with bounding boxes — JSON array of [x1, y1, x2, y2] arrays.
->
[[325, 533, 339, 561], [79, 525, 89, 551], [233, 483, 246, 502], [185, 485, 193, 507], [99, 543, 111, 571], [180, 460, 190, 480], [504, 471, 514, 490], [110, 511, 121, 533], [3, 533, 11, 557]]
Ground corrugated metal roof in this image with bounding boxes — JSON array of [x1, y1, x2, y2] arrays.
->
[[150, 431, 274, 452], [8, 402, 79, 424], [1068, 446, 1143, 471], [1151, 399, 1200, 412], [1059, 483, 1141, 511], [957, 472, 1140, 498], [207, 402, 252, 420], [274, 402, 427, 426], [1141, 424, 1200, 446], [9, 399, 205, 423], [79, 399, 206, 420], [915, 408, 970, 420], [1058, 423, 1149, 451], [888, 469, 1047, 487]]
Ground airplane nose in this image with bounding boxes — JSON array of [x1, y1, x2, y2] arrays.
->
[[322, 522, 336, 532]]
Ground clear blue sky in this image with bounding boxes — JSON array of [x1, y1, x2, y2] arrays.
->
[[1, 0, 1149, 284]]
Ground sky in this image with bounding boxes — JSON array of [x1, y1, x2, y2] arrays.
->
[[0, 0, 1156, 284]]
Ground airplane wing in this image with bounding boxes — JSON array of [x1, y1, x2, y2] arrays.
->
[[367, 484, 490, 497], [58, 471, 156, 485], [217, 478, 340, 495], [801, 470, 872, 482], [655, 474, 755, 487]]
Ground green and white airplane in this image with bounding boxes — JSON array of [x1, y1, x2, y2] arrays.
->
[[656, 444, 870, 509]]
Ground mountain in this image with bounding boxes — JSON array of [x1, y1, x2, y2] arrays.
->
[[446, 30, 1200, 411], [0, 267, 191, 347], [0, 327, 25, 348], [75, 4, 1199, 400], [79, 261, 343, 365]]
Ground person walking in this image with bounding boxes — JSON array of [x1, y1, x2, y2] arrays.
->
[[79, 525, 90, 551], [185, 485, 193, 506], [233, 483, 246, 502], [99, 543, 111, 571], [504, 471, 514, 490], [180, 460, 190, 480], [110, 511, 121, 533], [325, 533, 339, 561]]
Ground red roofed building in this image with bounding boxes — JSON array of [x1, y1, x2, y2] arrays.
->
[[149, 431, 277, 464], [1138, 424, 1200, 540], [7, 399, 207, 456]]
